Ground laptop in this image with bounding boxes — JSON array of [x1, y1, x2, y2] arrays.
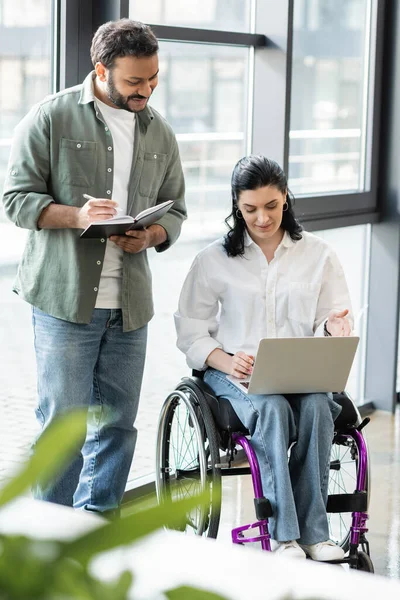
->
[[227, 336, 359, 395]]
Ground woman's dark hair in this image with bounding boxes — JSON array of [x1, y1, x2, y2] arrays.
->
[[90, 19, 159, 69], [223, 155, 302, 257]]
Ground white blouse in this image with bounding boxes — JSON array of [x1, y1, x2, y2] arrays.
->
[[175, 230, 353, 370]]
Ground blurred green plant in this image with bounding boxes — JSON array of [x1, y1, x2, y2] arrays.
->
[[0, 411, 226, 600]]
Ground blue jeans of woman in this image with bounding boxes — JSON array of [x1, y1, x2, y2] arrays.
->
[[32, 307, 147, 512], [203, 368, 342, 544]]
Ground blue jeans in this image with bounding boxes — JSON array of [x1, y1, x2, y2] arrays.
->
[[203, 368, 342, 544], [32, 307, 147, 512]]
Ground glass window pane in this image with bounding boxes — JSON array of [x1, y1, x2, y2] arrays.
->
[[129, 0, 252, 32], [289, 0, 373, 195], [0, 0, 53, 483], [0, 0, 53, 218], [130, 42, 249, 482], [151, 42, 248, 242], [313, 225, 370, 404]]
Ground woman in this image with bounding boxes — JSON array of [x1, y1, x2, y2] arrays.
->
[[175, 155, 353, 560]]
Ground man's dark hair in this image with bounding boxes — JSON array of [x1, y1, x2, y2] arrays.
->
[[90, 19, 159, 68], [223, 155, 303, 257]]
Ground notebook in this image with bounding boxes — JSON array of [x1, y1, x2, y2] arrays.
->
[[80, 200, 174, 239]]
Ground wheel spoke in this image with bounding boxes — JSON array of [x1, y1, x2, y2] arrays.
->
[[328, 439, 360, 549], [158, 386, 221, 539]]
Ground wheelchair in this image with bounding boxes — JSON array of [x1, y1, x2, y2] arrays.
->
[[155, 371, 373, 572]]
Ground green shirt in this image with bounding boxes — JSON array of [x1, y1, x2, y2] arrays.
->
[[2, 72, 186, 331]]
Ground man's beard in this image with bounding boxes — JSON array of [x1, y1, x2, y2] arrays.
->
[[106, 71, 149, 113]]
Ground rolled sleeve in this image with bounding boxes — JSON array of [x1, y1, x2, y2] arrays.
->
[[2, 104, 54, 230], [175, 313, 222, 370], [175, 255, 222, 370]]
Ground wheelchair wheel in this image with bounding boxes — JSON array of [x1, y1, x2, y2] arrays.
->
[[356, 550, 374, 573], [327, 432, 370, 552], [156, 379, 222, 538]]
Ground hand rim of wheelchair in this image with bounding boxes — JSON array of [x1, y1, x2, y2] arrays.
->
[[155, 383, 222, 537], [328, 400, 371, 552]]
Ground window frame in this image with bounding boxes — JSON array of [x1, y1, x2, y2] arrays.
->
[[286, 0, 385, 230]]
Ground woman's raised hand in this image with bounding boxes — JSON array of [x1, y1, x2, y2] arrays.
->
[[326, 308, 352, 337], [230, 351, 254, 379]]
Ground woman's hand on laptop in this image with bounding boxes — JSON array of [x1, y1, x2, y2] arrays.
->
[[326, 309, 352, 337], [206, 348, 254, 378], [231, 352, 254, 379]]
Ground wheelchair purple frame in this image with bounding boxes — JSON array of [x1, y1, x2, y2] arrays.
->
[[230, 427, 370, 563], [231, 433, 272, 551]]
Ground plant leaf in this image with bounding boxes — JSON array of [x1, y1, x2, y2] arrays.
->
[[165, 585, 229, 600], [61, 487, 220, 565], [0, 410, 87, 507]]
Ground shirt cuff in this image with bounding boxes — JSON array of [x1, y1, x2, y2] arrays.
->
[[17, 194, 54, 231], [186, 338, 223, 371], [153, 211, 184, 253]]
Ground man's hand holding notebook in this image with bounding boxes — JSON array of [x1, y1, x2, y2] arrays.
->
[[80, 197, 174, 238]]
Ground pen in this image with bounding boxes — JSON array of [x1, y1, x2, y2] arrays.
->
[[83, 193, 121, 215]]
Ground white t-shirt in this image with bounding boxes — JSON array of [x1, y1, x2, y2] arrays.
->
[[175, 230, 353, 370], [94, 98, 136, 308]]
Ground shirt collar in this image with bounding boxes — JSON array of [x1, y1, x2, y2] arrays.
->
[[78, 71, 154, 127], [244, 229, 294, 250]]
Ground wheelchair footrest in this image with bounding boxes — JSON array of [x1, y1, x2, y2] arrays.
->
[[254, 497, 273, 520], [327, 491, 368, 513], [232, 520, 270, 546]]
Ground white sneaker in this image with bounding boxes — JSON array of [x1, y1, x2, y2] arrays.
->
[[299, 540, 345, 561], [272, 539, 306, 559]]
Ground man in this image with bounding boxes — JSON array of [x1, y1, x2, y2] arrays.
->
[[2, 19, 186, 516]]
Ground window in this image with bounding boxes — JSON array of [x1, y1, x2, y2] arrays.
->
[[129, 0, 252, 32], [0, 0, 385, 489], [131, 41, 250, 481], [314, 224, 370, 403], [0, 0, 54, 482], [153, 42, 248, 240], [0, 0, 53, 199], [289, 0, 374, 195]]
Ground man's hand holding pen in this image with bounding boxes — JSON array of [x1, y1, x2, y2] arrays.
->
[[76, 193, 118, 229]]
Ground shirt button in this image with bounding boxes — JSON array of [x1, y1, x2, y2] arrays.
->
[[105, 127, 109, 131], [107, 168, 112, 172], [153, 154, 157, 159], [97, 260, 101, 265], [76, 143, 81, 148], [108, 146, 112, 151], [106, 190, 111, 195], [94, 287, 98, 292], [11, 170, 17, 175], [100, 238, 105, 243]]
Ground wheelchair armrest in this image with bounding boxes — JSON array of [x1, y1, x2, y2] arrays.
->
[[332, 391, 361, 429], [191, 369, 205, 380]]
